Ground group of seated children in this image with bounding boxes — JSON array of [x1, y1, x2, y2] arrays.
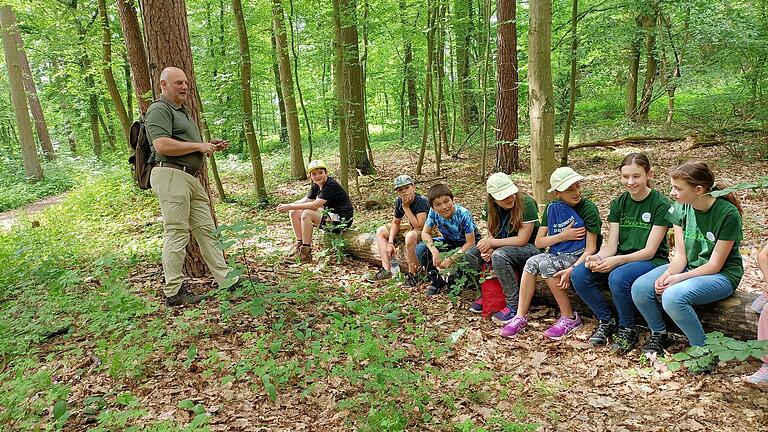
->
[[276, 156, 766, 382]]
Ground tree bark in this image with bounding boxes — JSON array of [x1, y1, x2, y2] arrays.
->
[[116, 0, 152, 114], [337, 0, 374, 175], [140, 0, 215, 277], [637, 8, 658, 122], [625, 15, 642, 120], [272, 0, 306, 180], [416, 0, 436, 177], [495, 0, 520, 173], [560, 0, 578, 166], [332, 0, 349, 189], [528, 0, 557, 204], [194, 92, 227, 202], [287, 0, 313, 164], [399, 0, 418, 128], [270, 30, 289, 144], [453, 0, 479, 132], [11, 14, 54, 161], [232, 0, 267, 199], [0, 5, 43, 181], [97, 0, 131, 144], [435, 0, 449, 156]]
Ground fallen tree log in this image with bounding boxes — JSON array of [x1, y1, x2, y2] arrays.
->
[[567, 136, 683, 150], [339, 230, 758, 340]]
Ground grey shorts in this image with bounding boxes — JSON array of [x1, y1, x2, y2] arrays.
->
[[523, 252, 580, 278]]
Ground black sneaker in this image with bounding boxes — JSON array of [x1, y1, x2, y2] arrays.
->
[[642, 331, 673, 355], [403, 272, 419, 287], [227, 276, 259, 292], [588, 319, 617, 346], [426, 284, 442, 296], [165, 285, 206, 307], [609, 326, 639, 354], [372, 268, 392, 281]]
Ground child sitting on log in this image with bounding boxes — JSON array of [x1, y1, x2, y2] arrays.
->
[[746, 243, 768, 386], [372, 175, 430, 287]]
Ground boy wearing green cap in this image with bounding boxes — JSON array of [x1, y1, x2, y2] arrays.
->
[[277, 160, 354, 263], [373, 175, 430, 286]]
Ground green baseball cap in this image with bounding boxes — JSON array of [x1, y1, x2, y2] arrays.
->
[[547, 167, 585, 192], [393, 174, 415, 190], [486, 172, 519, 200]]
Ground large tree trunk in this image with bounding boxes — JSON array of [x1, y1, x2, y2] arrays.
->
[[140, 0, 215, 277], [560, 0, 578, 167], [637, 9, 658, 122], [453, 0, 479, 132], [11, 13, 54, 161], [495, 0, 520, 173], [116, 0, 152, 114], [272, 0, 306, 180], [528, 0, 557, 204], [332, 0, 349, 190], [625, 15, 642, 120], [233, 0, 267, 199], [337, 0, 374, 175], [0, 6, 43, 181], [270, 30, 289, 144], [97, 0, 131, 144]]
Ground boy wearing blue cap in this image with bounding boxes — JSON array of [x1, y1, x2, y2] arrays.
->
[[373, 175, 430, 286]]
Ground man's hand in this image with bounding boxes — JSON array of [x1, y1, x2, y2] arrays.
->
[[211, 138, 229, 151], [199, 139, 229, 156], [559, 221, 586, 242]]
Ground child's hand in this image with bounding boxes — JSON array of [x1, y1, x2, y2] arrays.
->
[[439, 256, 453, 269], [276, 203, 291, 212], [385, 243, 395, 257], [552, 267, 573, 290], [477, 238, 493, 254], [560, 221, 586, 241], [402, 193, 414, 206], [480, 250, 492, 262], [584, 254, 602, 270], [654, 271, 672, 294], [432, 255, 442, 269], [593, 256, 621, 273]]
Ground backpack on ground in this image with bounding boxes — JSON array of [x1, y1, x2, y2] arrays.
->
[[128, 114, 154, 190]]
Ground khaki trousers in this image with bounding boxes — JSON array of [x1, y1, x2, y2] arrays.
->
[[151, 167, 230, 296]]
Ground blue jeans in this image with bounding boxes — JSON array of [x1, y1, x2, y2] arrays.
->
[[571, 260, 657, 327], [416, 238, 470, 288], [631, 264, 733, 346]]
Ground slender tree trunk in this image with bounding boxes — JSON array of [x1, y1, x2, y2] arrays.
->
[[637, 9, 658, 122], [560, 0, 578, 166], [270, 30, 289, 144], [11, 15, 54, 161], [0, 5, 43, 181], [195, 92, 227, 202], [272, 0, 306, 179], [232, 0, 267, 199], [116, 0, 152, 113], [416, 0, 436, 176], [453, 0, 479, 132], [141, 0, 215, 277], [98, 103, 117, 150], [480, 0, 491, 179], [337, 0, 374, 174], [123, 55, 133, 117], [404, 41, 419, 128], [528, 0, 557, 204], [287, 0, 313, 163], [495, 0, 520, 173], [436, 0, 449, 156], [97, 0, 131, 144], [332, 0, 349, 189], [625, 15, 642, 120]]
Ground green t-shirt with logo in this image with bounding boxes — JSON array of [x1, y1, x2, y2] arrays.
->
[[666, 198, 743, 290], [483, 194, 540, 244], [608, 189, 671, 266], [145, 95, 204, 171]]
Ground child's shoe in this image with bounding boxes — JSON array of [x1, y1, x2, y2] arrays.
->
[[426, 285, 442, 296], [641, 331, 673, 355], [491, 305, 517, 325], [609, 327, 639, 354], [588, 318, 617, 346], [468, 297, 483, 314], [372, 268, 392, 281], [746, 364, 768, 387], [544, 312, 582, 340], [751, 292, 768, 313], [499, 316, 528, 338], [403, 272, 419, 288]]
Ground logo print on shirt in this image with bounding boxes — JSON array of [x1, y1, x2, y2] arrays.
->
[[642, 212, 651, 223], [706, 231, 715, 242]]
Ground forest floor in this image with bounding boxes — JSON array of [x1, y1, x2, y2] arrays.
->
[[0, 192, 66, 231], [3, 141, 768, 431]]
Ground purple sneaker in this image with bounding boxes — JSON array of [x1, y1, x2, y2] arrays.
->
[[499, 316, 528, 338], [468, 297, 483, 314], [751, 293, 768, 313], [543, 312, 582, 340], [492, 305, 517, 325]]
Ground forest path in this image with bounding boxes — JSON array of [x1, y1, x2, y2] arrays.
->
[[0, 193, 67, 232]]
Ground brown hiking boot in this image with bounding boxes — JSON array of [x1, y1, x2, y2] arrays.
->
[[298, 245, 312, 263], [284, 240, 302, 258], [165, 285, 206, 307]]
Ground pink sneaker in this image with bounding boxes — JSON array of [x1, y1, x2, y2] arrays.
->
[[499, 316, 528, 338], [746, 364, 768, 387], [468, 297, 483, 314], [543, 312, 582, 340], [751, 292, 768, 313]]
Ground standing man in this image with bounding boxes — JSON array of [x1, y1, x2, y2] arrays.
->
[[146, 66, 239, 306]]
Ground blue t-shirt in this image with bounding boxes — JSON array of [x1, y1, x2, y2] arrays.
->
[[546, 200, 586, 255], [393, 193, 430, 220], [425, 204, 478, 243]]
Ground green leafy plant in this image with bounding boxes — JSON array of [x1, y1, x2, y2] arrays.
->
[[666, 332, 768, 372]]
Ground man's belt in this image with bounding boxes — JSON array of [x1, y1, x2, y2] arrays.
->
[[154, 161, 201, 177]]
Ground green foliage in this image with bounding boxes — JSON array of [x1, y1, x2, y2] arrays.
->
[[0, 156, 90, 212], [665, 332, 768, 372]]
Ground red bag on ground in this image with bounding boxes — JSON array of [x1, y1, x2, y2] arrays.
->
[[480, 264, 505, 317]]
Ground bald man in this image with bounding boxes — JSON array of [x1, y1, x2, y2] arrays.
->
[[145, 67, 238, 306]]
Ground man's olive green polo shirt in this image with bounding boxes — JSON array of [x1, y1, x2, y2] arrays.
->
[[145, 94, 204, 171]]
